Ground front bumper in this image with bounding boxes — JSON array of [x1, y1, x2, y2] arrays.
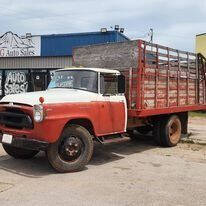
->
[[0, 135, 49, 151]]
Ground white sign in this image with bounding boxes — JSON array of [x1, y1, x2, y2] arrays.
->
[[2, 134, 13, 144], [0, 31, 41, 57], [5, 71, 28, 95]]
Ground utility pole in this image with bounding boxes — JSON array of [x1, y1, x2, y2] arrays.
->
[[149, 28, 153, 44]]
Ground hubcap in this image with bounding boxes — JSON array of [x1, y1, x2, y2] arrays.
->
[[169, 119, 181, 144], [58, 136, 83, 162]]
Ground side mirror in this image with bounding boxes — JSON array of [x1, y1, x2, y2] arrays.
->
[[118, 74, 125, 93]]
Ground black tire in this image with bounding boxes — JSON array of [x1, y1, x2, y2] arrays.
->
[[2, 144, 39, 159], [46, 124, 94, 173], [160, 115, 181, 147]]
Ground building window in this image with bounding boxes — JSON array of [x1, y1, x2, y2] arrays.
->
[[0, 68, 59, 99]]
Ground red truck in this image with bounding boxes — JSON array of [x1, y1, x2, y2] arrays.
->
[[0, 40, 205, 173]]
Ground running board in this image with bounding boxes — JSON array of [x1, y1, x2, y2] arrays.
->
[[95, 134, 126, 144]]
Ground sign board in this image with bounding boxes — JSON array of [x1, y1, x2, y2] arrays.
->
[[4, 70, 29, 95], [0, 31, 41, 57]]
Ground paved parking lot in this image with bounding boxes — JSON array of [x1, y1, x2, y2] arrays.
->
[[0, 118, 206, 206]]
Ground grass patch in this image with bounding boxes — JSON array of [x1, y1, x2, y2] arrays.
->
[[189, 111, 206, 118]]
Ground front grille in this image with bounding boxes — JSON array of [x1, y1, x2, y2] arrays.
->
[[0, 108, 33, 129]]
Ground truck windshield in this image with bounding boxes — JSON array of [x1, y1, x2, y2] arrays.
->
[[48, 70, 98, 93]]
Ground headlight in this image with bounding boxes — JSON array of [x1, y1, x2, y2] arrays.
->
[[33, 105, 44, 122]]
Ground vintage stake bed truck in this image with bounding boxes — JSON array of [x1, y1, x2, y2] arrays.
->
[[0, 40, 206, 172]]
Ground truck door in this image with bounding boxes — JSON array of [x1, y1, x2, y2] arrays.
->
[[109, 95, 126, 133], [99, 73, 126, 134], [97, 95, 114, 135]]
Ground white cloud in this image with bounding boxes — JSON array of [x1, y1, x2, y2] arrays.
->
[[153, 22, 206, 51], [0, 0, 205, 52]]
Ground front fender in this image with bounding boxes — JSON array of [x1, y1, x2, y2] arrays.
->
[[39, 103, 99, 143]]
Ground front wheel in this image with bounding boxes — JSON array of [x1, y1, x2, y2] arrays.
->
[[46, 125, 94, 173], [2, 144, 39, 159]]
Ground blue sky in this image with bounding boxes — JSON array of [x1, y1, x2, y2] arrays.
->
[[0, 0, 205, 52]]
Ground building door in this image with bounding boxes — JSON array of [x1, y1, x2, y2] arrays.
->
[[31, 70, 48, 91]]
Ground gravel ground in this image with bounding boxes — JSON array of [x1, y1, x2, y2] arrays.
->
[[187, 117, 206, 144], [0, 117, 206, 206]]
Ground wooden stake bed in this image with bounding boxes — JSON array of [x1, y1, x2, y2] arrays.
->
[[124, 41, 206, 117], [73, 40, 206, 117]]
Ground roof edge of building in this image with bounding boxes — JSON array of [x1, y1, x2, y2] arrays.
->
[[40, 30, 129, 39], [196, 33, 206, 37]]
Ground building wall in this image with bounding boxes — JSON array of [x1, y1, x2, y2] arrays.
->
[[0, 56, 72, 69], [41, 31, 129, 57], [0, 31, 129, 69], [196, 34, 206, 57], [0, 30, 129, 97], [0, 56, 72, 97]]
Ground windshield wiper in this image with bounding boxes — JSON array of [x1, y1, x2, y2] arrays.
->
[[49, 87, 73, 89]]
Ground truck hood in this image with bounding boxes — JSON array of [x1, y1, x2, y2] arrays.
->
[[0, 89, 98, 106]]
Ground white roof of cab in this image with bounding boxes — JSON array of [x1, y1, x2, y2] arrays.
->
[[57, 67, 120, 74]]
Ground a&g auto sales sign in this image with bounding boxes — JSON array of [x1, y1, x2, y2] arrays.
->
[[0, 31, 41, 57]]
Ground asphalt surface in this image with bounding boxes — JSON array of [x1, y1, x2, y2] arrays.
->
[[0, 118, 206, 206]]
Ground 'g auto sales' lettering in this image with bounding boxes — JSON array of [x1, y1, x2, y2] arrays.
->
[[0, 31, 40, 57], [0, 49, 36, 57]]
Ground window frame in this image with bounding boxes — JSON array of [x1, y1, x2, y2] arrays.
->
[[48, 69, 98, 93], [99, 72, 119, 96]]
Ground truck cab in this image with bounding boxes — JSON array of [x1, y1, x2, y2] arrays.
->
[[0, 68, 126, 172], [48, 68, 127, 135]]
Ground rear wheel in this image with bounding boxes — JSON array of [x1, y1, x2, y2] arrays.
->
[[153, 115, 181, 147], [161, 115, 181, 147], [47, 125, 94, 173], [2, 144, 39, 159]]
